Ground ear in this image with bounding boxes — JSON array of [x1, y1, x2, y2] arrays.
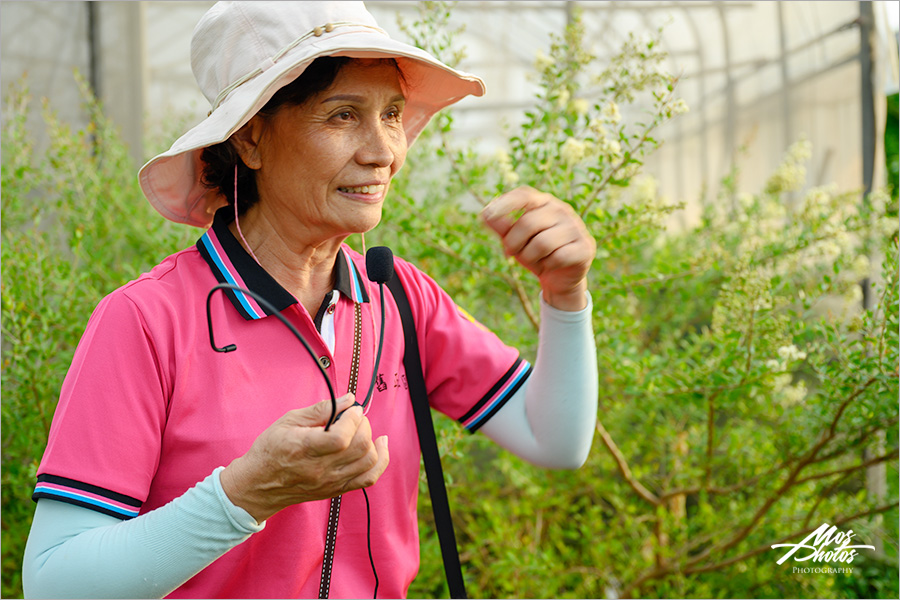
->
[[229, 116, 266, 170]]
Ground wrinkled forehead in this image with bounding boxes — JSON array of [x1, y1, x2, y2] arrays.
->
[[323, 58, 407, 98]]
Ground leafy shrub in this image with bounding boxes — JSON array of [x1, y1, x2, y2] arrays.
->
[[370, 3, 900, 598], [1, 76, 194, 598], [2, 4, 898, 599]]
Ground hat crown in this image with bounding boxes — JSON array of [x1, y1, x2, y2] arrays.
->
[[191, 1, 380, 106]]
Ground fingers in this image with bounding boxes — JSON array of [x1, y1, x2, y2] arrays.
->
[[285, 393, 355, 428], [343, 435, 390, 491], [502, 210, 582, 270], [306, 411, 388, 493], [481, 186, 595, 311], [480, 186, 549, 238], [482, 188, 585, 271], [304, 403, 366, 456]]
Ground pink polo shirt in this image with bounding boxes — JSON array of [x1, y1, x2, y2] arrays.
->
[[34, 210, 529, 598]]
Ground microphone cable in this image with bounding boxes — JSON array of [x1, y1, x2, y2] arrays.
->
[[359, 246, 393, 599], [206, 283, 340, 429], [206, 246, 395, 598]]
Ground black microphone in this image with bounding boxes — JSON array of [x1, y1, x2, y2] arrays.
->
[[366, 246, 394, 285], [361, 247, 393, 408]]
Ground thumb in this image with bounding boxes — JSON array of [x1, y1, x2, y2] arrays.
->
[[290, 394, 355, 427]]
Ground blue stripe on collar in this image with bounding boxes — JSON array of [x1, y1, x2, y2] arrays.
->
[[196, 209, 369, 321]]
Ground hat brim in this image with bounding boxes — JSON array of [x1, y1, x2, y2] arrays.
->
[[139, 30, 485, 227]]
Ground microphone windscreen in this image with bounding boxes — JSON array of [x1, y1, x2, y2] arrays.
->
[[366, 246, 394, 284]]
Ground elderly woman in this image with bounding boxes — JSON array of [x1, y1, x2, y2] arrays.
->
[[23, 2, 597, 598]]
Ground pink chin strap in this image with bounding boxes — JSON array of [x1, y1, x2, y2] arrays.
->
[[234, 165, 261, 264]]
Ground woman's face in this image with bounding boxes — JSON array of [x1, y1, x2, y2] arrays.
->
[[240, 60, 408, 242]]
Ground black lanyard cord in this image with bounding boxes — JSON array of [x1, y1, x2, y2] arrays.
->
[[206, 282, 339, 430]]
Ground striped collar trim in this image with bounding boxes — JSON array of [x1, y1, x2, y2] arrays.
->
[[196, 209, 369, 321]]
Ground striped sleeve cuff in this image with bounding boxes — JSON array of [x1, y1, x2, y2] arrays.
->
[[33, 474, 142, 520], [459, 357, 532, 432]]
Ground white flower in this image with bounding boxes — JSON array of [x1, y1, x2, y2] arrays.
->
[[834, 230, 852, 251], [601, 100, 621, 123], [556, 88, 571, 109], [772, 373, 793, 394], [738, 193, 755, 211], [851, 254, 871, 276], [588, 118, 608, 139], [765, 359, 782, 370], [782, 380, 808, 406], [753, 297, 773, 311], [560, 137, 586, 165], [789, 139, 813, 162], [766, 164, 806, 194], [598, 138, 622, 158], [670, 98, 689, 115], [817, 240, 842, 261], [802, 187, 831, 215], [869, 189, 889, 213], [534, 49, 553, 73], [502, 169, 520, 186], [878, 216, 898, 236], [777, 344, 807, 362], [633, 176, 658, 202], [572, 98, 590, 116], [845, 284, 863, 304], [760, 198, 786, 221]]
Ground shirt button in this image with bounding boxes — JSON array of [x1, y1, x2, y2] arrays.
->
[[326, 304, 336, 315], [318, 356, 331, 369]]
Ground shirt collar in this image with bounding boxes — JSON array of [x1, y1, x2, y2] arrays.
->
[[196, 208, 369, 321]]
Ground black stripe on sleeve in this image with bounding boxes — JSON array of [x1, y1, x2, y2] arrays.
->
[[458, 358, 526, 425]]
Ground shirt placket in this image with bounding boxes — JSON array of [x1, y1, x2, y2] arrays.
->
[[318, 298, 362, 599]]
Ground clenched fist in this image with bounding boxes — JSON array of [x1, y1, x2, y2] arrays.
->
[[481, 186, 595, 311], [220, 394, 389, 523]]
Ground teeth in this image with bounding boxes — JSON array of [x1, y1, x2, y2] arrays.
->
[[339, 184, 384, 195]]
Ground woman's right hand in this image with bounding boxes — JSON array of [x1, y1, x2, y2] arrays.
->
[[219, 394, 389, 523]]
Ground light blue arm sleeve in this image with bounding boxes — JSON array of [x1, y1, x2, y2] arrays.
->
[[22, 467, 264, 599], [478, 292, 598, 468]]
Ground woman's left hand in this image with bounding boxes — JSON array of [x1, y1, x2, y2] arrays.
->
[[481, 186, 596, 311]]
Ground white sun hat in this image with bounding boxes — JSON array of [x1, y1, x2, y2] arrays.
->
[[138, 1, 485, 227]]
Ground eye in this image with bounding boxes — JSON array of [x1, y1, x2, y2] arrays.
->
[[383, 106, 402, 122], [336, 110, 354, 121]]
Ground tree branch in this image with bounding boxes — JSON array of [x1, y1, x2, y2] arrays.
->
[[811, 414, 899, 464], [684, 501, 900, 575], [509, 267, 540, 331], [705, 392, 715, 490], [683, 376, 880, 567], [621, 502, 899, 597], [802, 469, 857, 530], [595, 417, 661, 506], [660, 457, 792, 501], [793, 448, 899, 487]]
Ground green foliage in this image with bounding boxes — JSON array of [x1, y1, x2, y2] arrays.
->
[[2, 4, 898, 599], [1, 76, 194, 598], [370, 3, 900, 598], [886, 93, 898, 203]]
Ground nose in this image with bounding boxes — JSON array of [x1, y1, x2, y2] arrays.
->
[[355, 121, 404, 171]]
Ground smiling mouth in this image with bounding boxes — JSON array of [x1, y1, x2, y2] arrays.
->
[[338, 184, 386, 195]]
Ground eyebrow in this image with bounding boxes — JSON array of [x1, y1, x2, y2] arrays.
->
[[321, 93, 406, 105]]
